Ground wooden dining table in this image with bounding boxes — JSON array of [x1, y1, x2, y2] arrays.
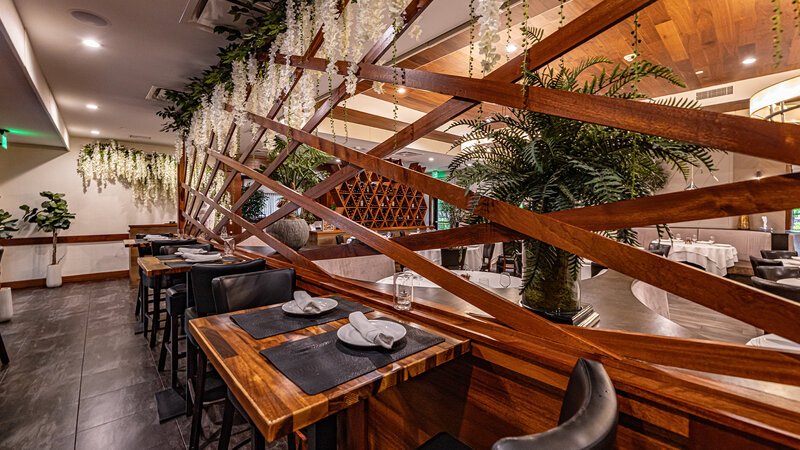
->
[[189, 303, 470, 447]]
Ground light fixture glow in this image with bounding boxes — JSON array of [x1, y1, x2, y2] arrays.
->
[[90, 130, 100, 135], [505, 43, 517, 53], [334, 158, 341, 163], [695, 70, 704, 75], [397, 87, 406, 94], [623, 53, 637, 62], [428, 157, 434, 161], [82, 39, 101, 48], [86, 104, 98, 110], [742, 57, 757, 65]]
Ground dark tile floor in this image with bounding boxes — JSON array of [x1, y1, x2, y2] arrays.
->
[[0, 278, 283, 450]]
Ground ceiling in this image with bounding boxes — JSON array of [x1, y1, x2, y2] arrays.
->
[[4, 0, 799, 153]]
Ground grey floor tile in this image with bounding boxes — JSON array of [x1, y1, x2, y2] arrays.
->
[[80, 359, 160, 399], [77, 379, 163, 431], [76, 410, 184, 450]]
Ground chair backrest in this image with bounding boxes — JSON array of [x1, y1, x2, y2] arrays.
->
[[480, 244, 495, 271], [751, 276, 800, 303], [0, 246, 4, 265], [159, 243, 214, 255], [212, 268, 296, 314], [335, 234, 345, 245], [750, 255, 783, 273], [441, 248, 464, 270], [190, 259, 266, 315], [755, 265, 800, 281], [590, 262, 607, 278], [151, 238, 197, 257], [761, 250, 798, 260], [493, 359, 618, 450]]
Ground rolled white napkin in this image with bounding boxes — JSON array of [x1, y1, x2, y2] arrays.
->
[[177, 247, 205, 254], [348, 312, 395, 349], [144, 234, 169, 241], [182, 252, 221, 262], [293, 291, 324, 313]]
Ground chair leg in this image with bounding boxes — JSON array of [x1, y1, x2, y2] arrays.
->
[[157, 314, 170, 372], [189, 351, 208, 450], [142, 286, 151, 340], [218, 396, 235, 450], [170, 314, 180, 388], [150, 277, 162, 348], [186, 342, 197, 416], [0, 333, 9, 365], [253, 428, 266, 450], [135, 281, 142, 318]]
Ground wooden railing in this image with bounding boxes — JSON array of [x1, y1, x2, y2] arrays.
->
[[176, 0, 800, 445]]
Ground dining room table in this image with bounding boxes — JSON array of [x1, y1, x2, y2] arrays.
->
[[651, 239, 738, 276], [415, 243, 502, 271], [188, 300, 470, 448], [376, 270, 522, 290]]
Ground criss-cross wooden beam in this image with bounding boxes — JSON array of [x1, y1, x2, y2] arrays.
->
[[182, 210, 224, 244], [186, 124, 239, 231], [247, 113, 800, 344], [237, 0, 656, 243], [183, 130, 218, 234], [216, 0, 437, 237]]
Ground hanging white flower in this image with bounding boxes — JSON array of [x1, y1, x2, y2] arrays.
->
[[372, 81, 385, 94], [231, 59, 249, 129], [475, 0, 503, 73]]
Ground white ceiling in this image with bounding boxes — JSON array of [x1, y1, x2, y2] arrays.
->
[[10, 0, 228, 146]]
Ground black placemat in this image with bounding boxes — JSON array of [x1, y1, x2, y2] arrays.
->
[[259, 322, 445, 395], [165, 260, 192, 269], [231, 296, 373, 340], [155, 254, 179, 261], [164, 256, 241, 268]]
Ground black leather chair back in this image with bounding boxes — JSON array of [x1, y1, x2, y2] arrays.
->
[[750, 255, 782, 273], [135, 233, 173, 257], [335, 234, 345, 245], [761, 250, 798, 260], [0, 246, 4, 265], [751, 276, 800, 303], [755, 266, 800, 281], [151, 239, 197, 257], [647, 242, 671, 257], [481, 244, 495, 271], [590, 262, 607, 278], [441, 248, 464, 270], [190, 259, 266, 316], [493, 359, 618, 450], [212, 268, 296, 314], [159, 243, 214, 255]]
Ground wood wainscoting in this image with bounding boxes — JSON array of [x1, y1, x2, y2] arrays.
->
[[3, 270, 128, 289]]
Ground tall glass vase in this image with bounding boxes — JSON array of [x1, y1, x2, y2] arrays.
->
[[520, 243, 581, 314]]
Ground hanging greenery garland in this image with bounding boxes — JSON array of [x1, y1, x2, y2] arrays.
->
[[771, 0, 784, 67], [76, 141, 178, 205]]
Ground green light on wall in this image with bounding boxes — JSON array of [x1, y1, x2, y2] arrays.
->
[[5, 128, 38, 137], [1, 133, 6, 150]]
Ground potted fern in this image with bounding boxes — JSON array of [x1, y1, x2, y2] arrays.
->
[[448, 47, 714, 324], [0, 208, 19, 321], [20, 192, 76, 288]]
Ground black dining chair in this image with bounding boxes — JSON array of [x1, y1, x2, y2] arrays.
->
[[761, 250, 798, 260], [647, 242, 671, 257], [590, 262, 607, 278], [755, 266, 800, 281], [441, 248, 465, 270], [184, 259, 266, 450], [209, 269, 296, 450], [417, 359, 618, 450], [157, 243, 215, 382], [480, 243, 495, 272], [750, 255, 783, 274], [0, 331, 9, 365], [335, 234, 345, 245], [134, 233, 172, 318], [751, 276, 800, 303]]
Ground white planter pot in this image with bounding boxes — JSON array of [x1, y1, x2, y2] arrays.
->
[[0, 287, 12, 322], [46, 264, 63, 288]]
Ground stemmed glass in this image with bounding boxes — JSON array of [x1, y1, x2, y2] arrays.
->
[[499, 272, 512, 288]]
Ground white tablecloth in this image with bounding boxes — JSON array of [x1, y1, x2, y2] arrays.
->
[[415, 243, 502, 271], [653, 239, 738, 276], [777, 277, 800, 286], [747, 334, 800, 353], [377, 270, 522, 289]]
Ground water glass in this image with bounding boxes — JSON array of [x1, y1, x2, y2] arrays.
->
[[709, 235, 715, 244], [691, 234, 697, 243], [676, 234, 681, 241], [393, 272, 414, 311], [223, 236, 236, 256], [499, 272, 511, 288]]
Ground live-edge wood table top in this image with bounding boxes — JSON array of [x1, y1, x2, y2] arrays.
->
[[137, 255, 186, 276], [189, 303, 471, 442]]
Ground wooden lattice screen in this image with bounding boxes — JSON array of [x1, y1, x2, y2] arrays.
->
[[176, 0, 800, 444]]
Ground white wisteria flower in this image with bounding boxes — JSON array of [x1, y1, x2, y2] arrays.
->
[[475, 0, 503, 73]]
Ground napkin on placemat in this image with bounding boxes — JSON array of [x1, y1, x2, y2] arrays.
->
[[348, 311, 395, 349], [177, 247, 205, 254], [143, 234, 169, 241], [293, 291, 325, 313], [182, 253, 222, 262]]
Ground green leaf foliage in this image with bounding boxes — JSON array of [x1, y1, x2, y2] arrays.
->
[[258, 138, 331, 194], [20, 191, 76, 233], [0, 208, 19, 239]]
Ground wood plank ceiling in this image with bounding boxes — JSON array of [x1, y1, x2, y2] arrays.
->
[[360, 0, 800, 122]]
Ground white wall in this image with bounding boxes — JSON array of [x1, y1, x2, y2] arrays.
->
[[0, 137, 176, 283]]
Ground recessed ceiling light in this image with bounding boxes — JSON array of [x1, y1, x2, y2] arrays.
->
[[334, 158, 341, 163], [694, 70, 704, 75], [90, 130, 100, 135], [742, 57, 756, 65], [623, 53, 637, 62], [428, 157, 434, 161], [505, 43, 518, 53], [397, 87, 406, 94], [82, 39, 101, 48], [86, 104, 98, 110]]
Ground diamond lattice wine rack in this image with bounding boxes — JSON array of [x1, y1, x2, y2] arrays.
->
[[328, 161, 428, 229]]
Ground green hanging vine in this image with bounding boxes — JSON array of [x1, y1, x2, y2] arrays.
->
[[520, 0, 530, 98], [630, 12, 642, 94], [505, 0, 513, 62], [771, 0, 784, 67], [392, 18, 401, 150]]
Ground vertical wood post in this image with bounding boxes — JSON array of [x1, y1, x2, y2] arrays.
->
[[178, 142, 187, 232], [227, 169, 243, 235]]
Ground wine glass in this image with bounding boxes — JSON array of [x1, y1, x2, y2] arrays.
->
[[675, 233, 681, 241], [709, 235, 715, 244], [691, 234, 697, 243], [499, 272, 511, 288]]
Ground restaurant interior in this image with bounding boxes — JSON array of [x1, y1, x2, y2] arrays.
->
[[3, 0, 800, 448]]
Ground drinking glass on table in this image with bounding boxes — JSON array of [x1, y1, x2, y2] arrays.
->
[[676, 234, 681, 241], [692, 234, 697, 243], [392, 271, 414, 311], [499, 272, 512, 288], [709, 235, 715, 244], [223, 236, 236, 256]]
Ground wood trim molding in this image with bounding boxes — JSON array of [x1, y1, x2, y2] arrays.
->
[[0, 233, 129, 246], [3, 270, 128, 289]]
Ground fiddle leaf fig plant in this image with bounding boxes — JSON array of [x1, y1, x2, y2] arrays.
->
[[20, 192, 76, 266], [0, 208, 18, 240]]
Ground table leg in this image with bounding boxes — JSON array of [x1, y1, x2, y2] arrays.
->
[[304, 414, 337, 450], [150, 276, 161, 348]]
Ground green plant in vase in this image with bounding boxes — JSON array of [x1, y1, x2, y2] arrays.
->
[[20, 192, 76, 288], [0, 207, 19, 292], [448, 40, 714, 317]]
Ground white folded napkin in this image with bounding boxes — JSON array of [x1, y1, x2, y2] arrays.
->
[[182, 252, 221, 262], [348, 311, 395, 349], [293, 291, 324, 313], [177, 247, 205, 254], [144, 234, 168, 241]]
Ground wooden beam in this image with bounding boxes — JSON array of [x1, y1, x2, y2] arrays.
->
[[210, 148, 616, 355], [330, 106, 460, 144], [181, 210, 224, 244], [246, 112, 800, 344]]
